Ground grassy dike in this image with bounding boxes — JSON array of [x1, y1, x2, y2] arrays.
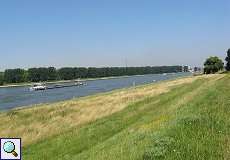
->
[[0, 74, 229, 159]]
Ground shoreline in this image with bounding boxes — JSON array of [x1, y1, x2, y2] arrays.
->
[[0, 75, 132, 88], [0, 73, 193, 112], [0, 72, 186, 88]]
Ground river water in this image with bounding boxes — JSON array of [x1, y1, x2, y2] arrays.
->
[[0, 72, 191, 111]]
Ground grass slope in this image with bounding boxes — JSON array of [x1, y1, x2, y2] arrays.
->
[[0, 75, 199, 146], [19, 74, 229, 160], [1, 74, 229, 159]]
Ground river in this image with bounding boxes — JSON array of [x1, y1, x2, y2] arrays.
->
[[0, 72, 191, 111]]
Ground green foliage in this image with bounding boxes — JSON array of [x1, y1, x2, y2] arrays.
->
[[58, 67, 75, 80], [204, 56, 224, 74], [2, 66, 183, 84], [47, 67, 57, 81], [4, 68, 26, 83], [225, 48, 230, 71], [27, 67, 57, 82], [0, 72, 4, 85]]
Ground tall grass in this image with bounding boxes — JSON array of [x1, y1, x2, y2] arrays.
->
[[19, 74, 228, 159], [0, 74, 227, 159], [0, 75, 202, 146]]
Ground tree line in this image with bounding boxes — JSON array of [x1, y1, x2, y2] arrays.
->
[[204, 48, 230, 74], [0, 66, 183, 85]]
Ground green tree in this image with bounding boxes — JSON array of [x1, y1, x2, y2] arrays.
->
[[0, 73, 4, 85], [28, 68, 40, 82], [204, 56, 224, 74], [1, 66, 184, 84], [47, 67, 57, 81], [225, 48, 230, 71], [78, 67, 88, 78], [4, 69, 26, 83], [27, 67, 56, 82], [58, 68, 75, 80]]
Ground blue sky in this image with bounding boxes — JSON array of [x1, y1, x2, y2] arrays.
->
[[0, 0, 229, 70]]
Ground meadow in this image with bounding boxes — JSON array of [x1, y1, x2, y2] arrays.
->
[[0, 74, 229, 159]]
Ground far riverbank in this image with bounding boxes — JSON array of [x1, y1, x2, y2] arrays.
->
[[0, 72, 186, 88]]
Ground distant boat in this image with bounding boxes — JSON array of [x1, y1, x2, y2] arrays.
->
[[29, 83, 47, 91], [74, 80, 87, 86], [53, 84, 64, 88], [162, 73, 167, 76]]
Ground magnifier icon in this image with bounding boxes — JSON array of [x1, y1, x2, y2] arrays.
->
[[3, 141, 18, 157]]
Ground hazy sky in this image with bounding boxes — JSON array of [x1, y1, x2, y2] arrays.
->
[[0, 0, 229, 70]]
